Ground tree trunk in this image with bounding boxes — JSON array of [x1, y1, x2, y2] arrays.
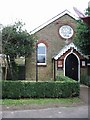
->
[[4, 66, 7, 80], [6, 54, 13, 80]]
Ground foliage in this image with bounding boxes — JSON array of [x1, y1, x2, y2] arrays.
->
[[2, 98, 81, 106], [2, 80, 80, 99], [56, 75, 76, 81], [81, 75, 90, 87], [85, 7, 90, 15], [2, 21, 35, 57], [73, 8, 90, 55], [73, 21, 90, 55], [2, 21, 36, 80]]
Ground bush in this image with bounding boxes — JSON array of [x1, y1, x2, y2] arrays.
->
[[1, 80, 80, 99], [56, 75, 80, 97], [80, 75, 90, 87], [56, 75, 77, 82]]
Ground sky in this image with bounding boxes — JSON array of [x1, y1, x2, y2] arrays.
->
[[0, 0, 89, 32]]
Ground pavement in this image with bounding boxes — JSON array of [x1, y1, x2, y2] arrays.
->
[[0, 84, 89, 119], [80, 84, 89, 104], [1, 105, 88, 118]]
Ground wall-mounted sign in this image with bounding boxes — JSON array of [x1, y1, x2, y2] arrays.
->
[[57, 60, 63, 68], [82, 61, 85, 67]]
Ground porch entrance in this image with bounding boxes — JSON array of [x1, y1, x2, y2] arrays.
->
[[65, 53, 78, 80]]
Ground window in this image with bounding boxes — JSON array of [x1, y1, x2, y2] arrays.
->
[[37, 43, 46, 65], [59, 25, 74, 39]]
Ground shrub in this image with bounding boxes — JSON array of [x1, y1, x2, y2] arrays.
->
[[1, 80, 80, 99], [80, 75, 90, 87], [2, 81, 23, 99], [56, 75, 77, 82]]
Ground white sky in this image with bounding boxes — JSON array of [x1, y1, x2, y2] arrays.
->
[[0, 0, 89, 32]]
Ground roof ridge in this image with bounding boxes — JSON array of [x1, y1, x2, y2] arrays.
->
[[30, 9, 78, 34]]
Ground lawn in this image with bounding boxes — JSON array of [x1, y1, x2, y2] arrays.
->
[[1, 97, 81, 106], [1, 97, 85, 111]]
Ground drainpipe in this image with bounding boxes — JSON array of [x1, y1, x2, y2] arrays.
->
[[36, 42, 38, 82]]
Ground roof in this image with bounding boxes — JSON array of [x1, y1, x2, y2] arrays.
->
[[73, 7, 90, 27], [81, 16, 90, 27], [53, 42, 88, 60], [30, 9, 78, 34]]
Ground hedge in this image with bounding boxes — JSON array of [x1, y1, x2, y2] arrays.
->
[[56, 75, 77, 82], [80, 75, 90, 87], [1, 80, 80, 99]]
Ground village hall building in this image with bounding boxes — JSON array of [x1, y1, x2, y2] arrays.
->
[[26, 10, 89, 82]]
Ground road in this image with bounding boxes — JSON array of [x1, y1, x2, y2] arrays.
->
[[1, 105, 88, 118]]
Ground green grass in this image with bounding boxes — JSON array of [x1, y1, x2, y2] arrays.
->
[[1, 97, 81, 106]]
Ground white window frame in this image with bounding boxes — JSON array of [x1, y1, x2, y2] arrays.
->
[[37, 43, 47, 65]]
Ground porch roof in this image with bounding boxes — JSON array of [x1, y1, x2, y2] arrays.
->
[[53, 42, 88, 60]]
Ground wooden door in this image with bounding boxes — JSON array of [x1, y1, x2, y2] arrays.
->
[[65, 53, 78, 80]]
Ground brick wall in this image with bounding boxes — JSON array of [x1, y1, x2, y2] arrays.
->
[[26, 14, 78, 81]]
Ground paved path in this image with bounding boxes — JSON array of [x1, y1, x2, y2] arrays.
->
[[1, 105, 88, 118], [80, 84, 89, 104]]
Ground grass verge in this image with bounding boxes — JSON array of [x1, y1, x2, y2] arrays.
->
[[1, 97, 81, 106]]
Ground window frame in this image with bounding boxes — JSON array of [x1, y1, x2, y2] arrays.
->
[[37, 43, 47, 65]]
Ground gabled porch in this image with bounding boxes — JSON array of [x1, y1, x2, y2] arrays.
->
[[52, 42, 88, 81]]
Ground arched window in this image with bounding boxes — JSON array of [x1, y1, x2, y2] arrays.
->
[[37, 43, 46, 65]]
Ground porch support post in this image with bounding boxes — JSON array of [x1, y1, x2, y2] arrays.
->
[[54, 60, 56, 81]]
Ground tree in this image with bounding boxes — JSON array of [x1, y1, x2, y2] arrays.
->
[[73, 7, 90, 56], [74, 7, 90, 76], [85, 7, 90, 15], [2, 21, 36, 80]]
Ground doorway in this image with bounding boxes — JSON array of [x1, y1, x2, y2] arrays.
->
[[65, 53, 78, 80]]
